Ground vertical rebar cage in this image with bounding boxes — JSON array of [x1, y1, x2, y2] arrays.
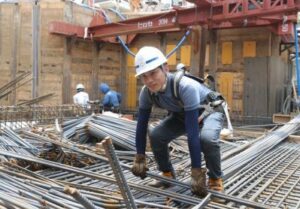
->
[[0, 105, 87, 129]]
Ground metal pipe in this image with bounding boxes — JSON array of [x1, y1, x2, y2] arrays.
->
[[294, 23, 300, 95]]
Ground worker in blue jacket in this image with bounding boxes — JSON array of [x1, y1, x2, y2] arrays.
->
[[130, 46, 225, 198], [99, 83, 121, 113]]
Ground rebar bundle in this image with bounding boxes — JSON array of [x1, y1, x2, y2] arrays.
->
[[222, 114, 300, 179], [0, 113, 298, 208]]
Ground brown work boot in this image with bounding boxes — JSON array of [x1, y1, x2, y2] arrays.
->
[[209, 178, 226, 203], [191, 168, 208, 198], [148, 170, 175, 188]]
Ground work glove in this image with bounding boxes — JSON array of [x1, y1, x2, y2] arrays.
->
[[191, 168, 208, 197], [131, 154, 149, 179]]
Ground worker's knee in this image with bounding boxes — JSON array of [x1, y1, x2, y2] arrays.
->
[[148, 127, 169, 149], [148, 128, 160, 145], [200, 131, 220, 150]]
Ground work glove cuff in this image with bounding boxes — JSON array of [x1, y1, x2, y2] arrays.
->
[[191, 167, 208, 197], [191, 167, 207, 178], [134, 154, 146, 163], [131, 154, 148, 179]]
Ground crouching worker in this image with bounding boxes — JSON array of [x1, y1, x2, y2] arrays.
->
[[99, 83, 121, 113], [130, 46, 225, 197]]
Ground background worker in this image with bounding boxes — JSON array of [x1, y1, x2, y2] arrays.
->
[[99, 83, 121, 113], [176, 62, 187, 72], [131, 46, 225, 197], [73, 83, 90, 109]]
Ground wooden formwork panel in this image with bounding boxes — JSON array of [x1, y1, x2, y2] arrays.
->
[[39, 1, 65, 105], [0, 4, 16, 105], [214, 27, 286, 117], [166, 31, 186, 70], [97, 44, 121, 101], [243, 41, 256, 57], [216, 71, 244, 116], [0, 0, 100, 106], [16, 3, 33, 104]]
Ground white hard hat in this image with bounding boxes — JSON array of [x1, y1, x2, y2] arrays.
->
[[176, 63, 185, 71], [76, 83, 84, 90], [135, 46, 167, 77]]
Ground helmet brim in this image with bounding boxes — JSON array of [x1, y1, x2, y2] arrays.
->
[[135, 67, 157, 78]]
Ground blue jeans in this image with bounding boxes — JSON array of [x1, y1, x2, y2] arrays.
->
[[148, 111, 224, 179]]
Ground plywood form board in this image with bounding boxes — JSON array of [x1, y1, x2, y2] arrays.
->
[[0, 1, 63, 105], [8, 4, 19, 104], [217, 72, 233, 107], [213, 27, 280, 116], [62, 1, 74, 104], [218, 28, 271, 40], [217, 28, 271, 69], [0, 0, 105, 105], [90, 44, 100, 101], [244, 57, 269, 117], [244, 56, 287, 117], [243, 41, 256, 57], [268, 56, 287, 116], [190, 26, 201, 70], [97, 44, 121, 101], [16, 3, 35, 103], [70, 40, 93, 100], [207, 30, 217, 74], [216, 72, 244, 116], [232, 73, 244, 114], [165, 31, 185, 70], [256, 39, 271, 57], [126, 47, 138, 109], [166, 45, 177, 66], [39, 1, 95, 105], [0, 4, 14, 105], [39, 1, 65, 105]]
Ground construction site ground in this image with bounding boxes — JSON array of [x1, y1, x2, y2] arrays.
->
[[0, 106, 299, 209]]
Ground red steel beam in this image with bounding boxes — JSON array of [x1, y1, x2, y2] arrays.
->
[[49, 21, 125, 44], [210, 0, 300, 22], [88, 8, 208, 38], [49, 21, 85, 37], [88, 0, 300, 38], [49, 0, 300, 42]]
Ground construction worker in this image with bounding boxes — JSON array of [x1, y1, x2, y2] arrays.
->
[[131, 46, 225, 197], [176, 62, 187, 72], [99, 83, 121, 113], [73, 83, 90, 109]]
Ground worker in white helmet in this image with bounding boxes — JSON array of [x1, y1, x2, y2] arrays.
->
[[73, 83, 90, 109], [176, 62, 192, 76], [131, 46, 225, 198], [176, 63, 187, 71]]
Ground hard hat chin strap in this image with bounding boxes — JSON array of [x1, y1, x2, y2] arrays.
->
[[158, 65, 168, 92]]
